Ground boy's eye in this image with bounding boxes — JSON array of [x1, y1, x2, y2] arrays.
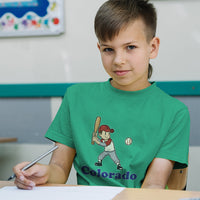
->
[[127, 45, 136, 50], [103, 48, 113, 52]]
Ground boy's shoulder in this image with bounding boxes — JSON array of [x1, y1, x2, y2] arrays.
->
[[154, 83, 188, 110], [65, 81, 106, 96], [68, 81, 104, 90]]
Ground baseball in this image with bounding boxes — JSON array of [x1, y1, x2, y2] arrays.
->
[[125, 137, 132, 145]]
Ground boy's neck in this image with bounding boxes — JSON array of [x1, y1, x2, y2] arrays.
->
[[110, 79, 151, 92]]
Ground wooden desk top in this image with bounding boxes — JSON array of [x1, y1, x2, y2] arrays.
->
[[113, 187, 200, 200], [1, 181, 200, 200], [0, 181, 15, 188], [0, 137, 17, 143]]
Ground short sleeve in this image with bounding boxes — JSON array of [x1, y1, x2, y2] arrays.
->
[[45, 89, 75, 149], [156, 107, 190, 169]]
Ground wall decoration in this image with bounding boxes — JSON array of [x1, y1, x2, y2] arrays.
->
[[0, 0, 64, 37]]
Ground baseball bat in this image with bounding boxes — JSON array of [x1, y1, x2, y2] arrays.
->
[[91, 116, 101, 144]]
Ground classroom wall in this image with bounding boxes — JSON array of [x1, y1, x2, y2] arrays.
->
[[0, 0, 200, 191], [151, 0, 200, 81], [0, 0, 200, 83]]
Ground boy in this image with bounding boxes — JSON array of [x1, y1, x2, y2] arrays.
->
[[13, 0, 190, 189]]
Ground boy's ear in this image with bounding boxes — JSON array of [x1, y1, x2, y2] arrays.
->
[[149, 37, 160, 59], [97, 42, 101, 50]]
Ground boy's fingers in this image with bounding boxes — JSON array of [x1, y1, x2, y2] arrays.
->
[[13, 162, 37, 190], [14, 173, 35, 189], [13, 163, 48, 189], [14, 162, 41, 178], [21, 163, 45, 178], [21, 167, 36, 177], [13, 161, 30, 175], [14, 177, 35, 190], [13, 162, 30, 181]]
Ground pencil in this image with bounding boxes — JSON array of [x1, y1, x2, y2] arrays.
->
[[7, 145, 58, 181]]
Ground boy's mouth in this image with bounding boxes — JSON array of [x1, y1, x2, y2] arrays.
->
[[114, 70, 130, 76]]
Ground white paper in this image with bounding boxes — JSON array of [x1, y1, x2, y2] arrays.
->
[[179, 199, 200, 200], [0, 186, 124, 200]]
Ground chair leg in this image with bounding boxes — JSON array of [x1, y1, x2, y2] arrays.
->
[[183, 185, 186, 190]]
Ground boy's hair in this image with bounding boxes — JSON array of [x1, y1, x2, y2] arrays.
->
[[94, 0, 157, 79], [98, 125, 114, 133]]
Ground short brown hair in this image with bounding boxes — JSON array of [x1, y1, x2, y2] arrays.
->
[[94, 0, 157, 42], [94, 0, 157, 79]]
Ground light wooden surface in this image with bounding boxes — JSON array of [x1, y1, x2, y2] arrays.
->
[[113, 188, 200, 200], [0, 181, 15, 188], [0, 137, 17, 143], [1, 181, 200, 200]]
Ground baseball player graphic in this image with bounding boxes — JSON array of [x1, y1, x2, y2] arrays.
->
[[93, 124, 123, 170]]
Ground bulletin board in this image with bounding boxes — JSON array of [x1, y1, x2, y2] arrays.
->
[[0, 0, 64, 37]]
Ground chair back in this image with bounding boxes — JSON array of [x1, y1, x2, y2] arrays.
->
[[167, 167, 188, 190]]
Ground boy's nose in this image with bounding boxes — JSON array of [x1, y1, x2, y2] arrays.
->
[[113, 51, 126, 66]]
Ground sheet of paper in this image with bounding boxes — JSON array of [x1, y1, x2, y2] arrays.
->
[[0, 185, 124, 200], [179, 199, 200, 200]]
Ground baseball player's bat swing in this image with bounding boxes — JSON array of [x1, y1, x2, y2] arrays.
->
[[91, 116, 101, 145]]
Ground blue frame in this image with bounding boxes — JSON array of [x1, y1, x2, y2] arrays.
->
[[0, 81, 199, 98], [0, 0, 49, 18]]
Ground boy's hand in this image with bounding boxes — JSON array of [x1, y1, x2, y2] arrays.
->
[[93, 136, 100, 144], [13, 162, 49, 190]]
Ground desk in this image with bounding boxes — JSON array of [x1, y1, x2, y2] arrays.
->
[[1, 181, 200, 200], [0, 181, 15, 188], [113, 188, 200, 200], [0, 137, 17, 143]]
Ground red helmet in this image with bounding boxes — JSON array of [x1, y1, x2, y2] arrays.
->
[[98, 125, 114, 133]]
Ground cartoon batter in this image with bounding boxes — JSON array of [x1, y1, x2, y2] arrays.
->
[[93, 124, 123, 170]]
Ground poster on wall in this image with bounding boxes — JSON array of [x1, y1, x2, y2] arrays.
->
[[0, 0, 64, 37]]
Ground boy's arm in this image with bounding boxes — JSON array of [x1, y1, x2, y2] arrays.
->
[[141, 158, 174, 189], [93, 136, 106, 147], [48, 142, 76, 183]]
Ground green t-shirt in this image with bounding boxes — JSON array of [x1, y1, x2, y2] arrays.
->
[[45, 80, 190, 188]]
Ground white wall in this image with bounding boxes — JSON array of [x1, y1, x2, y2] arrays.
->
[[0, 0, 200, 83], [151, 0, 200, 81], [188, 147, 200, 191]]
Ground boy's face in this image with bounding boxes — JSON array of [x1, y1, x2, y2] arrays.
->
[[97, 18, 160, 91], [99, 131, 110, 140]]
